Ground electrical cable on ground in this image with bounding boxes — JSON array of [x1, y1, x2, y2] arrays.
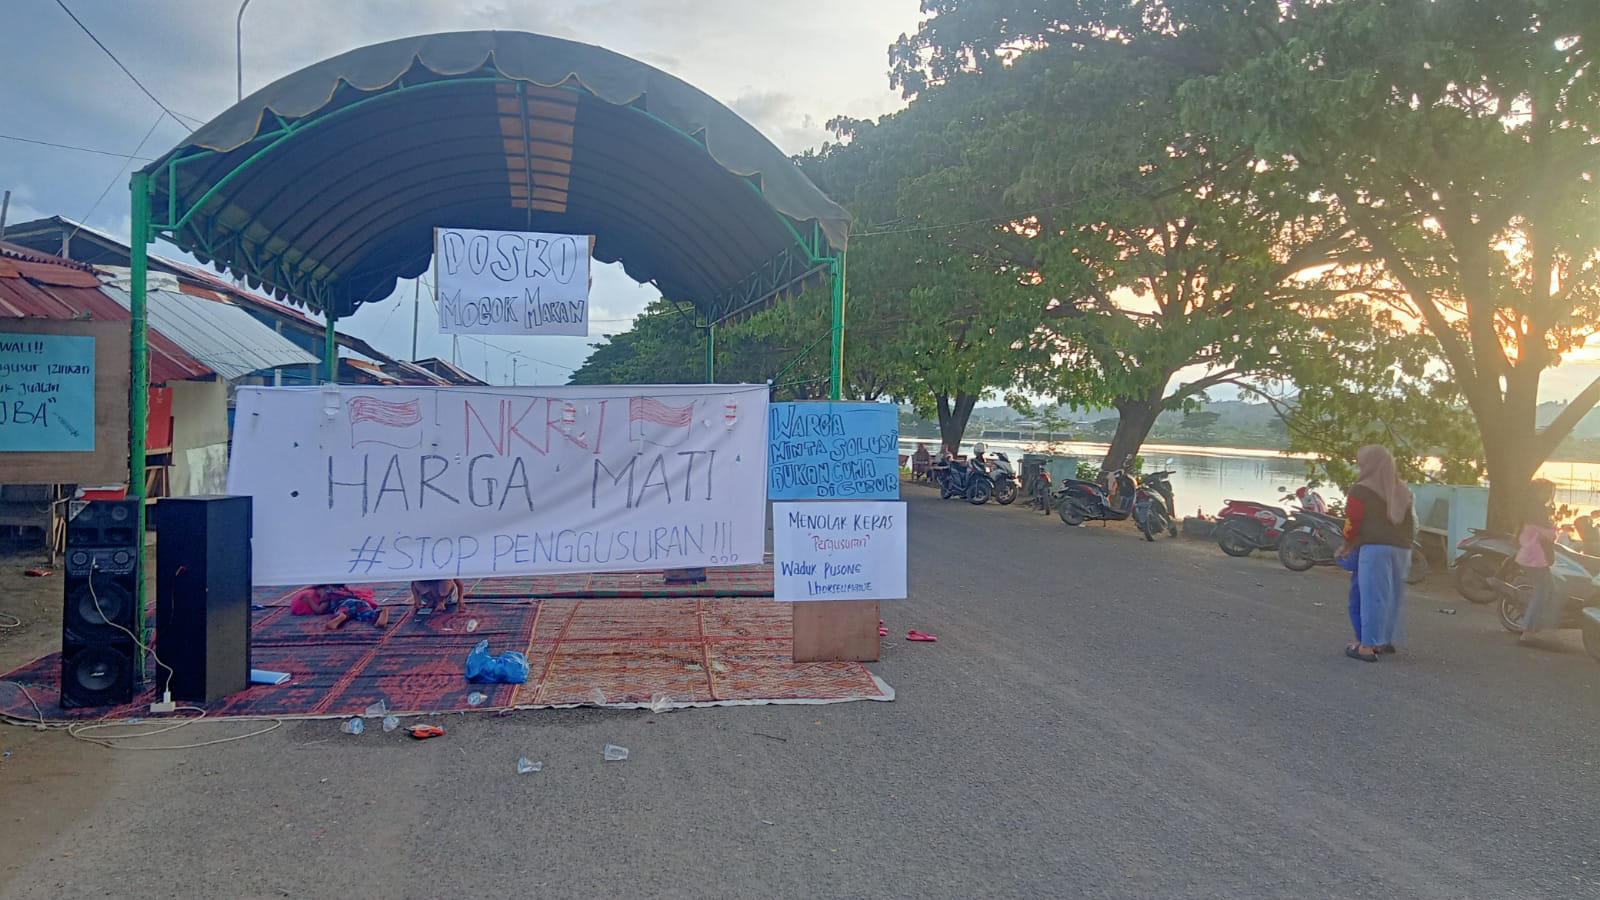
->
[[0, 681, 46, 725], [67, 709, 283, 751]]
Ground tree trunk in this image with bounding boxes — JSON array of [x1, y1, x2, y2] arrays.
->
[[1481, 423, 1542, 534], [1101, 392, 1163, 473], [935, 390, 978, 455]]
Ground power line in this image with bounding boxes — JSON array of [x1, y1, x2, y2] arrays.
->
[[454, 334, 576, 372], [70, 113, 165, 244], [0, 132, 155, 161], [53, 0, 205, 130]]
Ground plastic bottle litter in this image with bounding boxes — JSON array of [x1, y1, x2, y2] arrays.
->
[[465, 619, 479, 633], [603, 743, 629, 761], [364, 700, 388, 718], [648, 693, 672, 713], [516, 756, 543, 774], [467, 691, 487, 707], [382, 715, 400, 733], [340, 717, 364, 735]]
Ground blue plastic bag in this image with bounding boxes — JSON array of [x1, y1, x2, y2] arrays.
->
[[464, 639, 530, 684]]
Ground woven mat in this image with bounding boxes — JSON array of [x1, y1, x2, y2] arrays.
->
[[513, 598, 889, 707], [0, 575, 890, 722]]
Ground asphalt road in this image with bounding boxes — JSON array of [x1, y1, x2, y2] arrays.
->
[[5, 489, 1600, 899]]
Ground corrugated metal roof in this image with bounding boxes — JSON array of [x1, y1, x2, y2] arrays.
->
[[0, 243, 214, 384], [98, 285, 318, 381]]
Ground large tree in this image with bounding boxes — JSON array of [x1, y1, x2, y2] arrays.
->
[[799, 109, 1045, 452], [569, 299, 706, 385], [888, 6, 1354, 469], [1183, 0, 1600, 527]]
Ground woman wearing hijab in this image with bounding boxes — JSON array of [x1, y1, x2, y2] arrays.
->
[[1339, 445, 1417, 662]]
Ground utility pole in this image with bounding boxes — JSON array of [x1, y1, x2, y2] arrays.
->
[[410, 275, 420, 361], [236, 0, 253, 101]]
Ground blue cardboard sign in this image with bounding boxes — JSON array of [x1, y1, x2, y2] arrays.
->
[[0, 332, 95, 452], [767, 401, 899, 500]]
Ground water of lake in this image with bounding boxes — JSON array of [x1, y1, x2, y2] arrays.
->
[[900, 438, 1600, 518]]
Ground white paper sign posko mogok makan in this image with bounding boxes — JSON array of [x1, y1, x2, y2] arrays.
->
[[434, 227, 593, 336], [226, 384, 768, 585], [772, 501, 908, 601]]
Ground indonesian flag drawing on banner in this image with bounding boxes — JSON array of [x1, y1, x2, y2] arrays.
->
[[347, 395, 423, 448], [629, 396, 696, 447]]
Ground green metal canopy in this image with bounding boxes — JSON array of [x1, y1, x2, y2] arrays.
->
[[121, 33, 855, 648], [137, 30, 849, 323]]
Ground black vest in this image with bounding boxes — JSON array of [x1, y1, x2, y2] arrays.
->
[[1350, 485, 1415, 549]]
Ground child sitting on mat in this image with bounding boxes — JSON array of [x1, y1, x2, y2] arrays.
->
[[288, 584, 390, 630]]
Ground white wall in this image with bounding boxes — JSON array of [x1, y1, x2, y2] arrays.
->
[[169, 379, 229, 495]]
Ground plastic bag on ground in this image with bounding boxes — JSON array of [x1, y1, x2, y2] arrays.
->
[[464, 639, 530, 684]]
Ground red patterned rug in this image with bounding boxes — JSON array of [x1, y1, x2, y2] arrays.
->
[[0, 575, 891, 722], [0, 589, 538, 720]]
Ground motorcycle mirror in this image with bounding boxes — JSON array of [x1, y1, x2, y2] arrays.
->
[[1275, 486, 1288, 493]]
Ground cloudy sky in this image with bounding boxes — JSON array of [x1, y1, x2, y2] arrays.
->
[[2, 0, 921, 383], [6, 1, 1598, 403]]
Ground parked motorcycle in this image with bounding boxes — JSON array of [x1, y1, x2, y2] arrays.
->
[[1056, 468, 1165, 538], [1213, 490, 1298, 557], [988, 452, 1019, 506], [936, 457, 992, 505], [1278, 507, 1431, 584], [1493, 562, 1600, 658], [1453, 529, 1600, 604], [1139, 462, 1179, 539]]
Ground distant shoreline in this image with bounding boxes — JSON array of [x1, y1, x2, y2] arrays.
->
[[903, 429, 1600, 468]]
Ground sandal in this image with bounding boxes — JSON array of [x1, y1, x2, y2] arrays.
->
[[1345, 645, 1378, 662], [906, 630, 938, 642]]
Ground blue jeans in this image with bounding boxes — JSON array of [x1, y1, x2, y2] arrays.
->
[[1356, 544, 1409, 647], [1337, 553, 1360, 641], [1520, 567, 1558, 632]]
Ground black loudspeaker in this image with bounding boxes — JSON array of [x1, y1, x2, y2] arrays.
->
[[60, 500, 141, 709], [156, 496, 252, 703]]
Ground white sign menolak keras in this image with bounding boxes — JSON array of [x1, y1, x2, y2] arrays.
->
[[434, 227, 593, 336], [226, 384, 768, 585], [772, 500, 908, 602]]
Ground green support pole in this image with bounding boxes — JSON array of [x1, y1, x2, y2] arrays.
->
[[324, 312, 338, 382], [128, 172, 151, 682], [705, 323, 715, 383], [829, 251, 847, 401]]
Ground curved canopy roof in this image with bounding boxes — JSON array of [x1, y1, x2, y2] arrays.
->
[[140, 31, 848, 320]]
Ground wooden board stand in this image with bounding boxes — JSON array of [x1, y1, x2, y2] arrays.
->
[[792, 599, 880, 662]]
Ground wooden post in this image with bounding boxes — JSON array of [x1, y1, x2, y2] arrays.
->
[[793, 599, 879, 663]]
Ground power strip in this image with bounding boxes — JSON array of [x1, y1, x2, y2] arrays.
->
[[150, 692, 175, 714]]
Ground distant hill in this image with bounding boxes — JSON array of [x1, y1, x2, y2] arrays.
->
[[1538, 401, 1600, 438]]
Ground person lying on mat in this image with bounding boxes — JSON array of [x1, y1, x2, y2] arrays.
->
[[409, 579, 466, 615], [288, 584, 389, 630]]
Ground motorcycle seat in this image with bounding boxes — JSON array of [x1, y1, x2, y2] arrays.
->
[[1556, 545, 1600, 576]]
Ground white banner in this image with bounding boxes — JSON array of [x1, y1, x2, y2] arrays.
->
[[772, 501, 907, 602], [227, 384, 768, 585], [434, 227, 593, 336]]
